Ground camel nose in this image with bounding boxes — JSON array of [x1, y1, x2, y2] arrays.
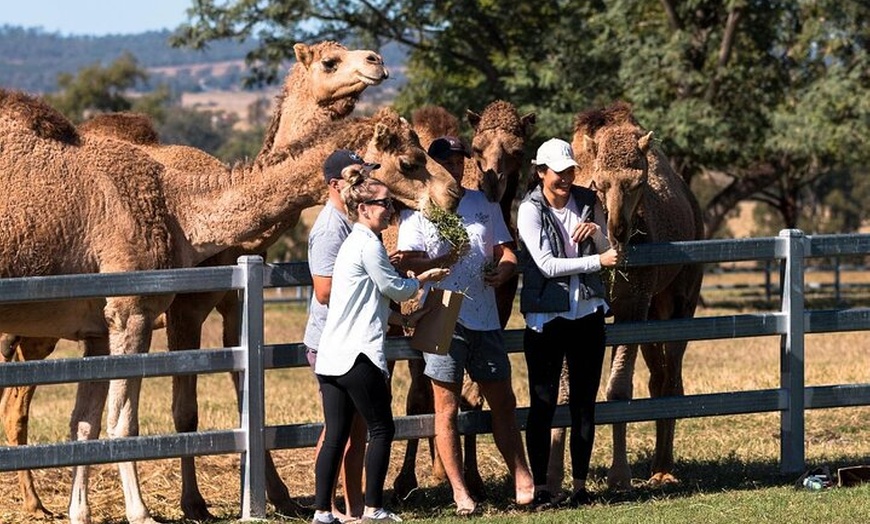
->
[[368, 54, 389, 78]]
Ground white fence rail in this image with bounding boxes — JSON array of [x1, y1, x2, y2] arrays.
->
[[2, 229, 870, 519]]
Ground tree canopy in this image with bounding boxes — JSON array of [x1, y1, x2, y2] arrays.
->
[[174, 0, 870, 236]]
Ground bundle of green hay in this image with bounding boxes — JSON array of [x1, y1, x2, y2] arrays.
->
[[425, 204, 469, 252]]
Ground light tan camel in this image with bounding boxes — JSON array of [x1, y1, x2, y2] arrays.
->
[[0, 90, 459, 524], [391, 101, 535, 500], [0, 40, 391, 520], [571, 101, 704, 490]]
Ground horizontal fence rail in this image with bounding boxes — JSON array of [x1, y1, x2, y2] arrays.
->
[[1, 230, 870, 520]]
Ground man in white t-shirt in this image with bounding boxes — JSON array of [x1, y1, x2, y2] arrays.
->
[[392, 136, 535, 513]]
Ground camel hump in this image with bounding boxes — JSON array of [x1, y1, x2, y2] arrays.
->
[[573, 100, 640, 138], [0, 89, 80, 145], [78, 112, 160, 145]]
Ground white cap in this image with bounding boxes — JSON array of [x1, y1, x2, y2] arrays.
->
[[534, 138, 579, 172]]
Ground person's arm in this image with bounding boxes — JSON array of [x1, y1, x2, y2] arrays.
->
[[311, 275, 332, 305], [517, 201, 602, 278], [363, 238, 420, 302], [484, 242, 518, 287]]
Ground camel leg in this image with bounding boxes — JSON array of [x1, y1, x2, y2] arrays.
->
[[643, 281, 696, 486], [393, 358, 435, 498], [68, 338, 111, 524], [604, 342, 639, 490], [546, 359, 570, 496], [459, 376, 486, 500], [1, 337, 58, 518], [165, 292, 218, 520], [217, 291, 304, 515], [642, 340, 686, 486], [103, 299, 162, 524]]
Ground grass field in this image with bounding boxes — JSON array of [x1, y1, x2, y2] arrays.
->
[[2, 270, 870, 523]]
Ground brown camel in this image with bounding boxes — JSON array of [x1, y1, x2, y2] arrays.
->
[[0, 40, 392, 521], [0, 89, 459, 524], [392, 101, 535, 500], [571, 101, 704, 489]]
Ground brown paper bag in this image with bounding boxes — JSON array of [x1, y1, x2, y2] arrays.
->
[[410, 288, 463, 355]]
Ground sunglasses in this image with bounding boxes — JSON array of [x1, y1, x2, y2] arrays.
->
[[363, 197, 394, 210]]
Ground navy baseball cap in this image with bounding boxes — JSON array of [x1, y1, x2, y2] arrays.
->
[[323, 149, 380, 182], [427, 136, 470, 160]]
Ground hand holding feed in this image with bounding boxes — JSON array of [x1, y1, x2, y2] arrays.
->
[[417, 267, 450, 283]]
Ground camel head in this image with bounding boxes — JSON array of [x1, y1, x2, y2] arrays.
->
[[293, 41, 389, 115], [582, 127, 653, 249], [466, 100, 535, 204], [362, 107, 462, 214]]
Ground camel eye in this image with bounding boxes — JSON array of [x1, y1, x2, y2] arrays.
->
[[399, 158, 416, 172], [321, 58, 338, 71]]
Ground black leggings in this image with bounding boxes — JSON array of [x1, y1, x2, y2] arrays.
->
[[315, 354, 395, 510], [523, 311, 606, 486]]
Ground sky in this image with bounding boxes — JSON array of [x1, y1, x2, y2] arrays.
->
[[1, 0, 194, 36]]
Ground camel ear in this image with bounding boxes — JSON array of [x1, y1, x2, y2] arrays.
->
[[294, 43, 314, 68], [466, 109, 481, 130], [373, 122, 392, 150], [521, 112, 536, 136], [638, 131, 654, 153], [583, 134, 597, 157]]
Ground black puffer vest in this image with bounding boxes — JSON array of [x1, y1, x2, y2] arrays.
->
[[519, 185, 606, 314]]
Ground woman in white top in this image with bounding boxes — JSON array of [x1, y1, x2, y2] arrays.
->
[[516, 138, 620, 509], [313, 166, 448, 524]]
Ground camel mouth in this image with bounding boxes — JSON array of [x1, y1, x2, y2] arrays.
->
[[357, 72, 388, 86]]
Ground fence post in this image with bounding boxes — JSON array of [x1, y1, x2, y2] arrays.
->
[[238, 255, 267, 520], [778, 229, 806, 475]]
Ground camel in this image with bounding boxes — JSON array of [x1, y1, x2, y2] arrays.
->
[[391, 101, 535, 500], [0, 89, 460, 524], [571, 101, 704, 490], [0, 40, 392, 520]]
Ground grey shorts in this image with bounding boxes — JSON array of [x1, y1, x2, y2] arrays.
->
[[423, 323, 512, 385]]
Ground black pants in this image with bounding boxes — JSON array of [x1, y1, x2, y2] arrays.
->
[[315, 354, 395, 510], [523, 310, 606, 486]]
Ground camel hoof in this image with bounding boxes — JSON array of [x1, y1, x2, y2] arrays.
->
[[25, 503, 54, 519], [648, 472, 679, 487], [465, 471, 487, 500], [606, 467, 633, 491], [181, 499, 214, 522], [392, 473, 419, 500], [271, 498, 308, 519]]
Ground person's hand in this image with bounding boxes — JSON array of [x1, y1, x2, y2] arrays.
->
[[571, 221, 601, 244], [482, 261, 516, 288], [599, 248, 620, 268], [417, 267, 450, 284], [405, 305, 431, 328]]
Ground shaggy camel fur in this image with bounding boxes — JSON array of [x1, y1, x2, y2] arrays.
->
[[0, 89, 459, 524], [571, 101, 704, 490], [0, 40, 391, 521], [391, 101, 535, 500]]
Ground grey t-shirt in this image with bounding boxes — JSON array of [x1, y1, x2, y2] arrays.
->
[[302, 201, 352, 350]]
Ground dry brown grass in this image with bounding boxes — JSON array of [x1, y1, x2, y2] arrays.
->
[[2, 277, 870, 523]]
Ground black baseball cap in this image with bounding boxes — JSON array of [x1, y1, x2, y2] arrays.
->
[[427, 136, 470, 160], [323, 149, 380, 182]]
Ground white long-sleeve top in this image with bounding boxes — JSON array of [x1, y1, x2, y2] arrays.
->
[[315, 223, 420, 377], [516, 193, 610, 332]]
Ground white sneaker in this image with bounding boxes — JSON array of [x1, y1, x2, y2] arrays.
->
[[361, 508, 402, 522]]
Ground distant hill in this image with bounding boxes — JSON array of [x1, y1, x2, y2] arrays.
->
[[0, 25, 407, 103]]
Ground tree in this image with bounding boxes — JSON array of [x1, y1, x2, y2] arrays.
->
[[174, 0, 870, 235], [46, 52, 150, 121]]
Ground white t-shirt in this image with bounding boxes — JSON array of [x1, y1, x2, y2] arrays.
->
[[397, 189, 512, 331]]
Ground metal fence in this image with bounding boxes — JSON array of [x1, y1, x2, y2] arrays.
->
[[2, 229, 870, 519]]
